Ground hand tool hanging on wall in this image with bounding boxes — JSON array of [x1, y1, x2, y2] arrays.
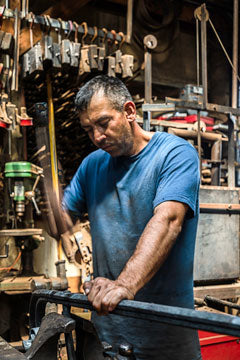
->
[[78, 22, 91, 77], [70, 22, 81, 69], [88, 26, 98, 71], [41, 15, 54, 69], [115, 32, 124, 75], [51, 18, 62, 70], [106, 30, 116, 77], [22, 13, 43, 78], [97, 28, 107, 72], [61, 20, 72, 68]]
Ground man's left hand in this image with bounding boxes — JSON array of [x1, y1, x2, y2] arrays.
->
[[83, 277, 134, 315]]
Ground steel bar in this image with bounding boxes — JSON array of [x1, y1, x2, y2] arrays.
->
[[11, 8, 20, 91], [211, 140, 222, 186], [201, 4, 208, 107], [126, 0, 133, 43], [232, 0, 239, 125], [228, 117, 235, 186], [197, 111, 202, 182], [29, 290, 240, 337], [196, 18, 200, 86], [144, 51, 152, 105]]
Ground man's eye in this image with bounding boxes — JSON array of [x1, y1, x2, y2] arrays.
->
[[100, 121, 109, 127]]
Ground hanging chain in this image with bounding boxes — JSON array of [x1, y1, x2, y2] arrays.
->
[[57, 339, 63, 360]]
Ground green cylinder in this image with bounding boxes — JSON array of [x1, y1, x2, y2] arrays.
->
[[5, 162, 38, 178]]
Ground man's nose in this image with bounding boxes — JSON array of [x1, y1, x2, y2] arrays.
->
[[93, 127, 106, 144]]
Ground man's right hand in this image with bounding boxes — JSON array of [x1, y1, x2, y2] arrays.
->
[[83, 277, 134, 315]]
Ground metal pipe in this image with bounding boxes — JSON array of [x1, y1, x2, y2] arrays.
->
[[126, 0, 133, 43], [197, 111, 202, 183], [144, 51, 152, 104], [30, 290, 240, 338], [232, 0, 238, 109], [196, 18, 200, 86], [201, 4, 208, 107], [228, 116, 235, 186], [211, 140, 222, 185], [168, 127, 224, 142]]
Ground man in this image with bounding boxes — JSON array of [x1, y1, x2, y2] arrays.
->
[[63, 75, 202, 360]]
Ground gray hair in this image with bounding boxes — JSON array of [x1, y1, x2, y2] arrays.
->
[[75, 75, 133, 113]]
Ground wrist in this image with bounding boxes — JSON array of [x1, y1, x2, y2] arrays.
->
[[116, 277, 137, 298]]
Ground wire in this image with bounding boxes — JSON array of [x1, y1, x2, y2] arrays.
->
[[209, 17, 240, 82], [0, 251, 22, 272]]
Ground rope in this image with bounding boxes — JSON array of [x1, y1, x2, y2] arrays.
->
[[209, 17, 240, 82]]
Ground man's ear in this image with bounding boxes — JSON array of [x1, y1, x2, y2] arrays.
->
[[124, 101, 136, 122]]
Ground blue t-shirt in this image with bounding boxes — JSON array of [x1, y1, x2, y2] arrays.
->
[[63, 132, 201, 360]]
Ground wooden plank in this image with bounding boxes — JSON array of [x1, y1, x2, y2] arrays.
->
[[0, 277, 34, 291], [0, 228, 43, 236], [194, 283, 240, 300]]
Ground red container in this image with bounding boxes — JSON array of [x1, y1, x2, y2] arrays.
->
[[199, 331, 240, 360]]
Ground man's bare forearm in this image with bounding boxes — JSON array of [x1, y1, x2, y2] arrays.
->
[[83, 201, 188, 314], [117, 201, 188, 296]]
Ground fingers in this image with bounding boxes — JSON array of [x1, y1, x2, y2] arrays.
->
[[83, 280, 93, 295], [85, 277, 134, 315], [89, 278, 112, 313], [101, 287, 124, 313]]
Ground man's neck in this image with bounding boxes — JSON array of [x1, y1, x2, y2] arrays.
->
[[128, 126, 154, 156]]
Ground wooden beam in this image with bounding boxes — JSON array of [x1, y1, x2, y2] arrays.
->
[[194, 283, 240, 300]]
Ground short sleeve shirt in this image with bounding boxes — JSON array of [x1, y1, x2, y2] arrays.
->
[[63, 132, 201, 360]]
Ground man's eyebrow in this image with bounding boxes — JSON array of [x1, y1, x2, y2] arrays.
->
[[80, 116, 112, 129], [95, 116, 112, 124]]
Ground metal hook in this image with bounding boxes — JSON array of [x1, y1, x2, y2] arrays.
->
[[91, 26, 98, 43], [43, 14, 51, 34], [110, 29, 117, 45], [81, 22, 88, 45], [57, 18, 63, 43], [73, 21, 79, 43], [57, 17, 63, 30], [102, 27, 108, 45], [118, 31, 125, 50], [67, 20, 73, 38]]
